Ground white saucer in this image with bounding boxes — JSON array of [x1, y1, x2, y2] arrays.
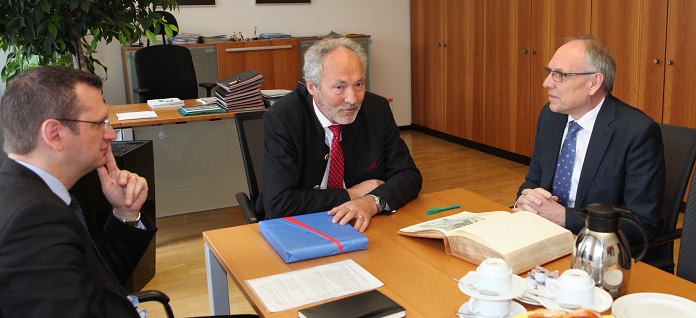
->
[[538, 286, 612, 312], [612, 292, 696, 318], [459, 274, 526, 300], [457, 300, 526, 318]]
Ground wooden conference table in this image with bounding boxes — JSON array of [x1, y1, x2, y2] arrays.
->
[[203, 188, 696, 317]]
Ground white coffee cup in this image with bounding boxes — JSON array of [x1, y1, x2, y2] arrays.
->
[[464, 258, 513, 294], [546, 269, 595, 308], [468, 297, 511, 318]]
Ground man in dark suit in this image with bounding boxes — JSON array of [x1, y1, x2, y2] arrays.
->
[[0, 66, 155, 317], [259, 37, 422, 232], [515, 35, 664, 243]]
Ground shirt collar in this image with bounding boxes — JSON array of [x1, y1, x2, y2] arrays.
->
[[569, 97, 605, 133], [312, 99, 334, 129], [13, 160, 71, 205]]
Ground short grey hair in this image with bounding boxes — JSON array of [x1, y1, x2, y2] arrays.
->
[[564, 34, 616, 93], [303, 37, 368, 89]]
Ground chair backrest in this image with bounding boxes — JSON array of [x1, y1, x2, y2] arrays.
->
[[133, 44, 199, 102], [234, 111, 266, 221], [148, 11, 179, 46], [677, 165, 696, 283], [658, 123, 696, 235]]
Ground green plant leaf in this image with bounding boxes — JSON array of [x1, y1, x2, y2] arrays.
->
[[48, 22, 58, 37], [1, 0, 182, 80], [39, 0, 51, 13]]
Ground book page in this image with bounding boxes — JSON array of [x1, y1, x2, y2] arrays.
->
[[453, 211, 570, 255], [246, 259, 383, 312], [398, 211, 510, 235]]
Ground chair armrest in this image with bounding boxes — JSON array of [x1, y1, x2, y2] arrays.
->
[[199, 82, 217, 97], [132, 87, 151, 103], [235, 192, 258, 224], [131, 290, 174, 318], [630, 228, 683, 255], [649, 228, 683, 248]]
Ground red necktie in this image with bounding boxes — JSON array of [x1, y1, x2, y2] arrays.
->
[[328, 125, 344, 189]]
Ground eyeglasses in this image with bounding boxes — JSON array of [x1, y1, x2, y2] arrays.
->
[[57, 117, 110, 129], [544, 67, 597, 82]]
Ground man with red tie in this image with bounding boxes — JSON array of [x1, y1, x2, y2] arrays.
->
[[259, 37, 422, 232]]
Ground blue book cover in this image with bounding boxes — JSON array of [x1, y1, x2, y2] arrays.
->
[[259, 212, 369, 263]]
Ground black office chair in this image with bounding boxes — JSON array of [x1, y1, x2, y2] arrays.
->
[[676, 173, 696, 283], [234, 110, 266, 224], [132, 11, 216, 103], [634, 123, 696, 273]]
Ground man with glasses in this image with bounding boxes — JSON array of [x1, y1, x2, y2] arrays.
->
[[0, 66, 155, 317], [514, 34, 664, 244]]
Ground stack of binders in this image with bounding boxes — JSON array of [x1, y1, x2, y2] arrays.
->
[[215, 70, 266, 111]]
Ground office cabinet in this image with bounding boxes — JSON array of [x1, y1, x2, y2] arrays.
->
[[410, 0, 484, 142], [482, 1, 532, 156], [663, 0, 696, 127], [217, 39, 300, 90], [590, 0, 666, 122], [411, 0, 589, 156], [592, 0, 696, 128]]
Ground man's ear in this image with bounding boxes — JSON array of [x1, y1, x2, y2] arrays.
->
[[306, 80, 318, 96], [588, 73, 604, 96], [39, 119, 66, 152]]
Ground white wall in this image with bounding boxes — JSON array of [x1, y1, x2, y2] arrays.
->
[[91, 0, 412, 125]]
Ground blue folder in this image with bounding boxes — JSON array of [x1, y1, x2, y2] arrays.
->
[[259, 212, 369, 263]]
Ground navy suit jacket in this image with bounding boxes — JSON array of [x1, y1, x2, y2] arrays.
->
[[258, 87, 422, 218], [518, 95, 665, 242], [0, 159, 156, 318]]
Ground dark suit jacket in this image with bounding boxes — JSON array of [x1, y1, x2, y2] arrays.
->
[[518, 95, 665, 242], [0, 159, 156, 318], [258, 87, 422, 218]]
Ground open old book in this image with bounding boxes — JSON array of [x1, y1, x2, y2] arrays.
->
[[398, 211, 574, 273]]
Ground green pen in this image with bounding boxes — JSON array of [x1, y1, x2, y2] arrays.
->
[[426, 204, 461, 215]]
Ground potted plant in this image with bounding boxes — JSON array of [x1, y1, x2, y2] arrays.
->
[[0, 0, 180, 82]]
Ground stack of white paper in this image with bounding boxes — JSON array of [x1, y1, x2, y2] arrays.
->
[[147, 98, 184, 108]]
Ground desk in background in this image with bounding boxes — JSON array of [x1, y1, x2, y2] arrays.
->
[[203, 188, 696, 317], [109, 100, 250, 217]]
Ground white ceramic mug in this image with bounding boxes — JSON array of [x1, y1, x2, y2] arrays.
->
[[546, 269, 595, 308], [468, 298, 511, 318], [464, 258, 513, 294]]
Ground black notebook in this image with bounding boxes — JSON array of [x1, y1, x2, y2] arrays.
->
[[297, 290, 405, 318]]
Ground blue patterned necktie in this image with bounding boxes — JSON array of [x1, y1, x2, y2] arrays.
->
[[553, 121, 582, 206]]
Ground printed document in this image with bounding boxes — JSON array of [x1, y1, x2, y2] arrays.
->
[[246, 259, 383, 312], [116, 111, 158, 121]]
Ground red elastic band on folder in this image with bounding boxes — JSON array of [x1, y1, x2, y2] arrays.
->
[[283, 217, 345, 253]]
